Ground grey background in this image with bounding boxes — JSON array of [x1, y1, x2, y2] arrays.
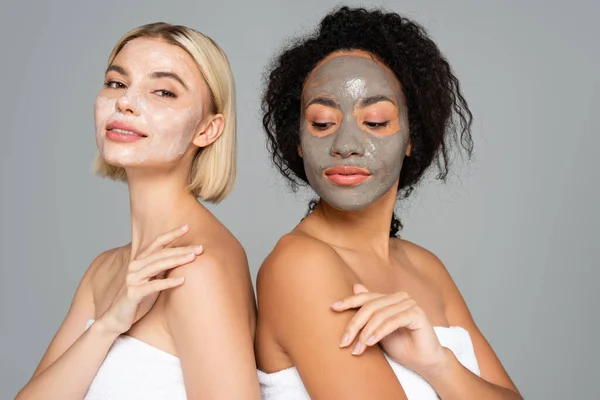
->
[[1, 0, 598, 398]]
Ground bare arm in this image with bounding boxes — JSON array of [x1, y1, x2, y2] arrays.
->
[[408, 244, 522, 399], [257, 236, 408, 400], [165, 253, 260, 400], [16, 252, 120, 400], [18, 226, 199, 399]]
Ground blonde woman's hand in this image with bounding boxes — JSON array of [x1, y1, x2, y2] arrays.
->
[[99, 225, 203, 336]]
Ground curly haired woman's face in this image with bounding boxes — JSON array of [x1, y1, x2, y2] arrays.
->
[[300, 51, 411, 211]]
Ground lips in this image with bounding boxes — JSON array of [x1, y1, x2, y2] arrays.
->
[[324, 166, 370, 176], [105, 121, 147, 138], [324, 165, 371, 186]]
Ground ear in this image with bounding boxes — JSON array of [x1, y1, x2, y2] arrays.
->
[[192, 113, 225, 148], [297, 145, 303, 158], [405, 139, 412, 157]]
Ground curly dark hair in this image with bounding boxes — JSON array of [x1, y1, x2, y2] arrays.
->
[[262, 6, 474, 237]]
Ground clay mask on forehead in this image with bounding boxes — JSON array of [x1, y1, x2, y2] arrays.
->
[[300, 55, 410, 211], [94, 38, 206, 167]]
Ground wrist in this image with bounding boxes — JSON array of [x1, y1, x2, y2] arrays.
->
[[92, 316, 124, 340], [419, 347, 457, 384]]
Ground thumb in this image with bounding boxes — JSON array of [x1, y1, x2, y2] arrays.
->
[[353, 283, 369, 294]]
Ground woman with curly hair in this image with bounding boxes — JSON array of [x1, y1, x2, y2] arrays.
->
[[255, 6, 521, 399]]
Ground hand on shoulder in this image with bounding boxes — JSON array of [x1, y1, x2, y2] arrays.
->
[[256, 233, 408, 398]]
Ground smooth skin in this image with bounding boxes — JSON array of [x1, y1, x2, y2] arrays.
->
[[17, 38, 259, 400], [255, 50, 521, 400]]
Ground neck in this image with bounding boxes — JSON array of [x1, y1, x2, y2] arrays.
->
[[126, 167, 201, 259], [309, 183, 398, 257]]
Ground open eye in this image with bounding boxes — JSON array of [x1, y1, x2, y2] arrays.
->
[[155, 90, 177, 98], [104, 80, 126, 89]]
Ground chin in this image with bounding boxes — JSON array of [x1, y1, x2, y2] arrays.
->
[[332, 203, 366, 212], [320, 196, 368, 212], [102, 151, 188, 172], [99, 150, 145, 168]]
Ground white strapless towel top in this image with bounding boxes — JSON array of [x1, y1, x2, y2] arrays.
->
[[83, 319, 187, 399], [258, 326, 480, 400]]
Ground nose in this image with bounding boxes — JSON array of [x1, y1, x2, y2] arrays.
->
[[115, 88, 141, 116], [330, 121, 365, 158]]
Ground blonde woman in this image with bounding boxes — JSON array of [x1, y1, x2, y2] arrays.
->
[[17, 23, 259, 400]]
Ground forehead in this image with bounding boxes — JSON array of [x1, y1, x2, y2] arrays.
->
[[112, 38, 202, 82], [303, 55, 401, 101]]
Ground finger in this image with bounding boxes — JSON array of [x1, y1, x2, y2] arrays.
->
[[359, 307, 424, 355], [333, 289, 410, 311], [354, 300, 418, 354], [353, 283, 369, 294], [136, 276, 185, 298], [138, 224, 190, 259], [130, 252, 198, 283], [131, 245, 204, 271], [339, 294, 412, 348], [331, 292, 384, 311]]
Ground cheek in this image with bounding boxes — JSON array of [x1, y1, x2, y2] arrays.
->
[[145, 105, 203, 159], [300, 131, 332, 171], [94, 96, 115, 134], [146, 105, 199, 139], [94, 96, 115, 150], [374, 135, 409, 170]]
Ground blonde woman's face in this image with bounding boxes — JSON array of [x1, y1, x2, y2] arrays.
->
[[94, 37, 210, 168]]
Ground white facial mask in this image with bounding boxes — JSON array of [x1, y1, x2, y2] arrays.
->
[[94, 38, 207, 168]]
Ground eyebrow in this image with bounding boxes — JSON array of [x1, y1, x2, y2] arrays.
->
[[150, 71, 188, 91], [306, 97, 340, 109], [105, 64, 127, 76], [105, 65, 188, 91], [357, 95, 397, 108], [305, 95, 397, 110]]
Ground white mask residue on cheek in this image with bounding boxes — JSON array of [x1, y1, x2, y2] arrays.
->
[[93, 37, 208, 169], [145, 105, 202, 162], [95, 92, 203, 166]]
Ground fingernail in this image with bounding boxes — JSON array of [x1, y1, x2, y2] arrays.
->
[[331, 301, 343, 309], [193, 245, 204, 253], [181, 224, 189, 231], [177, 277, 185, 283], [188, 253, 196, 259], [340, 332, 350, 347], [366, 335, 376, 345], [352, 342, 364, 355]]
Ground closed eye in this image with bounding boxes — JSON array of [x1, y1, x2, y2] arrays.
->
[[364, 121, 390, 128], [311, 122, 335, 130]]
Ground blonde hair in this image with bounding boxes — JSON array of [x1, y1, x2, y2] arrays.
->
[[94, 22, 237, 203]]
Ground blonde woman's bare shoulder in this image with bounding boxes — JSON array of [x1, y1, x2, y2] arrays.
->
[[165, 219, 253, 306], [87, 245, 130, 283], [186, 214, 247, 267]]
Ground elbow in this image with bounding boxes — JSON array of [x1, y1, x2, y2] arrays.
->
[[15, 387, 27, 400], [15, 382, 35, 400], [503, 387, 523, 400]]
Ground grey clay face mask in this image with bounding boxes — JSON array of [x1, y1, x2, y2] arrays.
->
[[300, 55, 410, 211]]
